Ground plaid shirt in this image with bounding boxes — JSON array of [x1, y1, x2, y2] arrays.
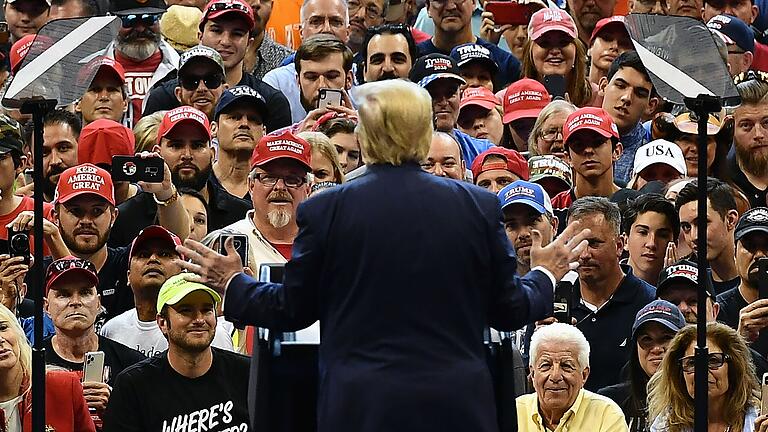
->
[[250, 35, 294, 80]]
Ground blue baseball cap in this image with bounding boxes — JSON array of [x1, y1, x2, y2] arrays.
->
[[214, 85, 268, 120], [707, 14, 755, 53], [631, 299, 686, 339], [498, 180, 554, 216], [409, 54, 466, 89]]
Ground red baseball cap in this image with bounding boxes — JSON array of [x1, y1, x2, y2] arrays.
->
[[54, 163, 115, 206], [590, 16, 628, 45], [10, 35, 35, 74], [129, 225, 183, 260], [250, 130, 312, 171], [459, 87, 501, 111], [45, 256, 99, 295], [78, 119, 135, 168], [76, 56, 126, 88], [502, 78, 550, 124], [157, 106, 211, 144], [528, 8, 578, 41], [563, 107, 620, 147], [471, 147, 530, 181], [200, 0, 255, 31]]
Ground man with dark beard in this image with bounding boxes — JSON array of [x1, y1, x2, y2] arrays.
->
[[108, 0, 180, 128], [361, 23, 417, 83], [42, 109, 81, 202], [103, 274, 249, 431], [109, 106, 251, 247], [206, 130, 311, 271], [52, 162, 187, 320], [729, 77, 768, 209]]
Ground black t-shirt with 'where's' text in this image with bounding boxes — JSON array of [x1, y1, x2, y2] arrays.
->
[[103, 347, 250, 432]]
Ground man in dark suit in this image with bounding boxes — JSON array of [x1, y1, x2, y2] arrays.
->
[[176, 80, 591, 432]]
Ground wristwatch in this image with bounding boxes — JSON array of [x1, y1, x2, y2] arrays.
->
[[153, 187, 179, 207]]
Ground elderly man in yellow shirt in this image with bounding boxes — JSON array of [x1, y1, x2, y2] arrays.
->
[[517, 323, 629, 432]]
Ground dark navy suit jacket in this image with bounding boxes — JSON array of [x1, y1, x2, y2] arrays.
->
[[225, 163, 554, 432]]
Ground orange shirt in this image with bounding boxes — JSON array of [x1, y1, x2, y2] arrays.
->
[[265, 0, 303, 49]]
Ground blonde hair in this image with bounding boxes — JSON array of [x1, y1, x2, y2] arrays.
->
[[528, 99, 577, 156], [0, 304, 31, 380], [521, 38, 592, 107], [647, 322, 759, 432], [297, 131, 345, 183], [352, 80, 433, 165], [133, 110, 166, 153]]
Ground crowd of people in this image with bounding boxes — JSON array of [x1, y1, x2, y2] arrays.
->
[[0, 0, 766, 429]]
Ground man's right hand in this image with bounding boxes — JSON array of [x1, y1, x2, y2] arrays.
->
[[530, 220, 590, 281], [738, 299, 768, 342]]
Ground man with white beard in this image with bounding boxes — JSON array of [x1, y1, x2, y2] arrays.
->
[[108, 0, 180, 128], [729, 76, 768, 209], [206, 130, 312, 270]]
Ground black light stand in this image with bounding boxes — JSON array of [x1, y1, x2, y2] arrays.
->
[[684, 94, 722, 432], [20, 98, 57, 432]]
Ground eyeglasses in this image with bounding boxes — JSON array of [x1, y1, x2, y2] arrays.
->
[[253, 173, 307, 188], [305, 15, 347, 29], [348, 0, 384, 19], [48, 258, 97, 276], [180, 74, 224, 91], [679, 352, 730, 373], [120, 13, 161, 28], [540, 128, 563, 143], [430, 0, 469, 8]]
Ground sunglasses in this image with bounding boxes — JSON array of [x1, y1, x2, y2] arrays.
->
[[120, 13, 161, 28], [48, 258, 97, 276], [679, 352, 730, 373], [180, 74, 224, 90], [206, 1, 250, 15]]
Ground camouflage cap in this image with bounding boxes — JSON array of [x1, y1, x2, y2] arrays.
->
[[0, 115, 23, 156], [178, 45, 225, 77]]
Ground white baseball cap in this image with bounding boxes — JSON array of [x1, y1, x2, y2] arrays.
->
[[632, 139, 687, 179]]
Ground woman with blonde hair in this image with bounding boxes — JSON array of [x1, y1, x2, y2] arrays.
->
[[521, 9, 595, 108], [647, 322, 759, 432], [132, 110, 166, 153], [0, 304, 95, 431], [297, 131, 345, 195]]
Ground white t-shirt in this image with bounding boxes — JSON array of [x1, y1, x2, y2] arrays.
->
[[101, 309, 235, 357], [0, 394, 23, 432]]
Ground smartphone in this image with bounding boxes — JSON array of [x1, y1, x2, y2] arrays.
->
[[553, 282, 572, 324], [762, 372, 768, 415], [218, 233, 248, 268], [82, 351, 105, 383], [543, 75, 566, 99], [317, 88, 343, 109], [111, 155, 164, 183], [484, 2, 543, 26], [259, 263, 286, 283]]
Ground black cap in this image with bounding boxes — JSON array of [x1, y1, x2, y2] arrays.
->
[[109, 0, 165, 16], [409, 54, 466, 88], [449, 43, 498, 73], [657, 259, 716, 300], [0, 114, 23, 156], [214, 86, 268, 120], [735, 207, 768, 243]]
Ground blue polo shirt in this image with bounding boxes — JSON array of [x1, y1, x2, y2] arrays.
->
[[417, 37, 521, 88], [571, 264, 656, 392], [454, 128, 494, 167]]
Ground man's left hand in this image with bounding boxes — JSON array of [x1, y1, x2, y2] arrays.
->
[[82, 381, 110, 411]]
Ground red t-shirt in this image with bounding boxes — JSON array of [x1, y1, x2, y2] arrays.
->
[[271, 242, 293, 260], [0, 196, 55, 255], [114, 50, 163, 128]]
